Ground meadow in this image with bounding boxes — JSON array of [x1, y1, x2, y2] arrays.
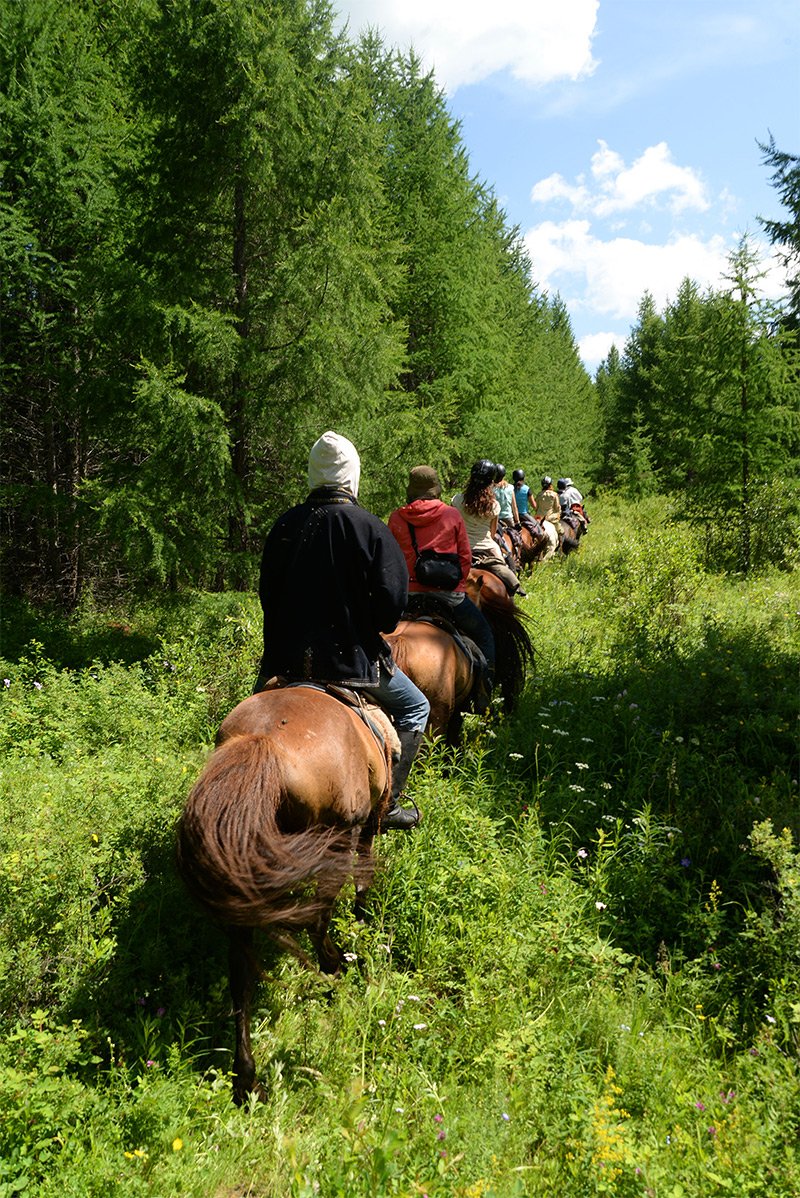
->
[[0, 496, 798, 1197]]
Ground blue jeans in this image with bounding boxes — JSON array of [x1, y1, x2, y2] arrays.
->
[[361, 663, 430, 732]]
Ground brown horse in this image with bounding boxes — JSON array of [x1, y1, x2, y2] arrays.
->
[[386, 572, 534, 745], [176, 685, 397, 1102], [386, 617, 475, 744], [517, 518, 549, 568]]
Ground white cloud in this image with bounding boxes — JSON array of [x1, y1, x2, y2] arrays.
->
[[578, 331, 627, 371], [335, 0, 599, 93], [525, 219, 788, 328], [524, 219, 731, 319], [531, 140, 710, 218]]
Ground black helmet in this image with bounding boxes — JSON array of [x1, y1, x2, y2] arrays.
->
[[541, 475, 552, 488], [512, 468, 525, 483], [557, 478, 568, 491], [470, 458, 496, 487], [494, 463, 506, 481]]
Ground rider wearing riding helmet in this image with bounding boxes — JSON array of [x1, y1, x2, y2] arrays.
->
[[388, 466, 496, 710], [255, 431, 429, 831], [452, 459, 526, 598], [493, 464, 519, 529], [534, 475, 561, 560], [512, 468, 533, 517]]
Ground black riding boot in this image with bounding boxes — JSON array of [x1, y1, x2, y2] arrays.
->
[[380, 729, 424, 832]]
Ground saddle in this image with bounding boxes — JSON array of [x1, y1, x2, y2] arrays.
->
[[257, 676, 399, 756]]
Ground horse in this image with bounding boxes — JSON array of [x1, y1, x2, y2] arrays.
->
[[560, 511, 586, 554], [465, 568, 535, 709], [517, 518, 549, 568], [386, 615, 476, 745], [386, 573, 534, 744], [176, 684, 397, 1103]]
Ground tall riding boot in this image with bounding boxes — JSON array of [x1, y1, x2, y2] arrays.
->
[[380, 728, 424, 832]]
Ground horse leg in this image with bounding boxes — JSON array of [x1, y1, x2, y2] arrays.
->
[[309, 897, 344, 975], [354, 823, 376, 924], [228, 926, 263, 1105]]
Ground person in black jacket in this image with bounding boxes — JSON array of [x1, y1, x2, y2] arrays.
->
[[255, 431, 429, 831]]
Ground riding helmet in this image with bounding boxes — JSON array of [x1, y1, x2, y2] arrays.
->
[[512, 468, 525, 483], [494, 464, 506, 481], [557, 478, 568, 491], [541, 475, 552, 488], [470, 459, 497, 487]]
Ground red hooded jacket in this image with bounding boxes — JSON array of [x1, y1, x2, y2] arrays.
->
[[387, 498, 472, 593]]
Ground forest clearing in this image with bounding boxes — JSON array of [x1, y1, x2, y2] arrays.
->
[[1, 498, 798, 1197]]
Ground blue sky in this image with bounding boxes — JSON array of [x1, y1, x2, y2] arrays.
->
[[336, 0, 799, 372]]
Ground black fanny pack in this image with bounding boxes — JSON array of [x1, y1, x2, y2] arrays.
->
[[407, 521, 461, 590]]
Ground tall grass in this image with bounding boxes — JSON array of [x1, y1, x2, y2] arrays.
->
[[0, 500, 798, 1196]]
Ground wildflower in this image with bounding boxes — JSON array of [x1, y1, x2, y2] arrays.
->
[[720, 1089, 736, 1104], [575, 761, 589, 770], [708, 1126, 717, 1137], [413, 1023, 428, 1031], [437, 1130, 446, 1141], [680, 857, 691, 868], [581, 736, 594, 743], [619, 1024, 631, 1032], [172, 1138, 183, 1152], [595, 901, 607, 911], [146, 1060, 156, 1068], [694, 1101, 706, 1111], [765, 1014, 777, 1024], [576, 847, 589, 859], [378, 1019, 386, 1027], [3, 679, 9, 687], [343, 952, 357, 963], [674, 736, 684, 743], [508, 752, 523, 760], [434, 1114, 444, 1123], [407, 994, 420, 1001], [501, 1112, 510, 1121], [33, 681, 42, 690], [690, 737, 700, 746], [156, 1006, 166, 1017], [569, 784, 585, 792], [600, 781, 612, 789]]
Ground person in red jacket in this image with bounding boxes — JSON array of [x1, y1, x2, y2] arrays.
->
[[388, 466, 495, 709]]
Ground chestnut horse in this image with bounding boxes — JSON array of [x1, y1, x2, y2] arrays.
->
[[176, 685, 396, 1102], [387, 571, 534, 742]]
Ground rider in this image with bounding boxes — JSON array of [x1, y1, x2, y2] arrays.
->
[[494, 464, 519, 529], [534, 476, 561, 560], [388, 465, 496, 711], [558, 477, 589, 532], [452, 459, 526, 598], [512, 468, 541, 537], [255, 431, 429, 831]]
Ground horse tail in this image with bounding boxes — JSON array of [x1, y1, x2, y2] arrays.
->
[[480, 590, 535, 710], [176, 733, 364, 938]]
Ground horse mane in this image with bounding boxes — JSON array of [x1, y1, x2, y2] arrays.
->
[[176, 734, 372, 942], [478, 586, 535, 710]]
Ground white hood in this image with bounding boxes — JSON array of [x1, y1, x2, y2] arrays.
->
[[307, 431, 361, 497]]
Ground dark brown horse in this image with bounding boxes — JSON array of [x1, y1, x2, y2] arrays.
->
[[464, 568, 535, 708], [176, 685, 396, 1102], [517, 518, 549, 568]]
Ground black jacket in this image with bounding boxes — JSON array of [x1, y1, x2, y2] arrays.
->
[[258, 487, 409, 684]]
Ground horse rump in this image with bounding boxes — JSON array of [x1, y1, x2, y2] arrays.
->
[[176, 733, 373, 941]]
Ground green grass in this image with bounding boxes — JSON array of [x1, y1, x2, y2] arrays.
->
[[0, 498, 798, 1196]]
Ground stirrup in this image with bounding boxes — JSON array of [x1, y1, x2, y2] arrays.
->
[[379, 798, 421, 832]]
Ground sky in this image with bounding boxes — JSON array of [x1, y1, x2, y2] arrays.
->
[[334, 0, 799, 373]]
